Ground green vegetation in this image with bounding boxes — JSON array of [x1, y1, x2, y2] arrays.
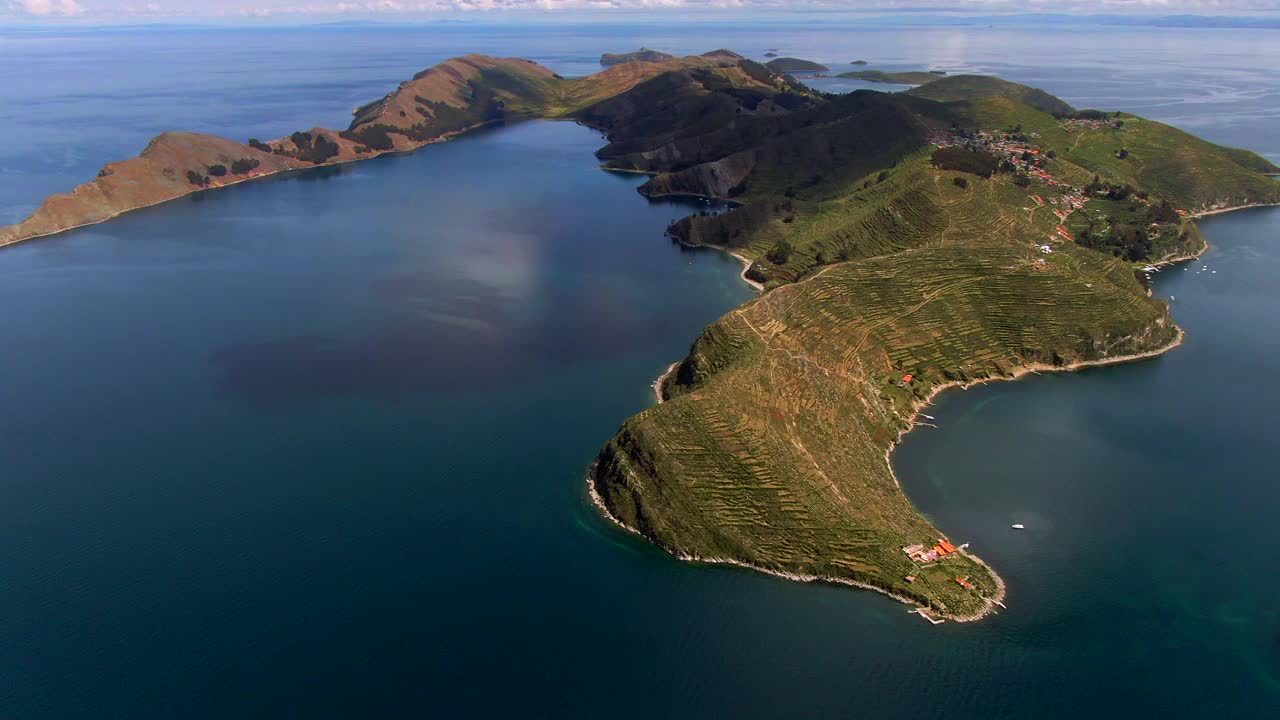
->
[[765, 57, 830, 74], [765, 239, 793, 264], [340, 123, 397, 151], [601, 48, 675, 66], [906, 75, 1076, 116], [230, 158, 260, 175], [287, 131, 340, 164], [931, 146, 998, 177], [581, 58, 1280, 620], [838, 70, 944, 85], [9, 54, 1278, 617]]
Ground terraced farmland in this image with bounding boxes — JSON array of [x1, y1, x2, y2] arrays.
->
[[593, 151, 1179, 618]]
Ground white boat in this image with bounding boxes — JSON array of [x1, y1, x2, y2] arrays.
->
[[1011, 524, 1025, 530]]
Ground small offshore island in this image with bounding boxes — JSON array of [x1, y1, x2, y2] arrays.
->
[[3, 50, 1277, 623]]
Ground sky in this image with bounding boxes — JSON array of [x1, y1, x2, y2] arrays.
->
[[4, 0, 1280, 23]]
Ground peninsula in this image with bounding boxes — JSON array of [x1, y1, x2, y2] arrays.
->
[[601, 48, 675, 66], [4, 53, 1277, 621], [839, 69, 948, 85], [765, 57, 830, 73]]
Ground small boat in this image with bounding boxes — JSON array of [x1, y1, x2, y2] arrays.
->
[[922, 414, 936, 420], [1011, 524, 1025, 530]]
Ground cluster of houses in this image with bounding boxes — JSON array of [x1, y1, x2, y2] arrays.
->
[[929, 128, 1098, 245], [1060, 117, 1122, 132], [902, 542, 981, 592], [903, 540, 958, 564]]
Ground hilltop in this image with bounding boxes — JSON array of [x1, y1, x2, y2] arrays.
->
[[601, 48, 675, 66], [905, 74, 1077, 116], [3, 51, 1277, 621], [766, 57, 830, 74]]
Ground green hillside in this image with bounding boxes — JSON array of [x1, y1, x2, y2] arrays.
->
[[905, 75, 1077, 116], [6, 51, 1276, 620], [583, 60, 1279, 620], [838, 70, 945, 85], [766, 57, 830, 73]]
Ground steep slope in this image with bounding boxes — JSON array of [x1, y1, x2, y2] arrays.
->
[[587, 73, 1279, 621], [0, 53, 782, 248], [601, 48, 674, 66]]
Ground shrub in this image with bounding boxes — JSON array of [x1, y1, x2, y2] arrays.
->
[[1077, 222, 1153, 261], [1012, 174, 1031, 188], [290, 132, 340, 164], [230, 158, 260, 175], [1150, 199, 1180, 224], [207, 164, 227, 177], [766, 240, 793, 265], [248, 138, 272, 153], [931, 146, 998, 178], [186, 170, 208, 187], [952, 176, 968, 189], [340, 124, 397, 151]]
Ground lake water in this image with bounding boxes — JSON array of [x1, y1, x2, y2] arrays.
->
[[1, 22, 1278, 717]]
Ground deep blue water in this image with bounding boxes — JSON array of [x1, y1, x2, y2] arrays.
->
[[1, 23, 1278, 717]]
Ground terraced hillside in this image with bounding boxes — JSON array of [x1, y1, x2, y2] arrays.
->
[[658, 79, 1279, 285], [588, 72, 1279, 621]]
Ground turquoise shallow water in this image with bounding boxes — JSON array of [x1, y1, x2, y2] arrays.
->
[[1, 23, 1279, 717]]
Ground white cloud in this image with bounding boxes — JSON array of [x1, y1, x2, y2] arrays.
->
[[9, 0, 86, 14], [5, 0, 1280, 20]]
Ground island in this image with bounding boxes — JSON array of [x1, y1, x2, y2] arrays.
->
[[601, 48, 675, 66], [851, 60, 870, 65], [4, 52, 1277, 622], [839, 69, 948, 85], [765, 57, 830, 73]]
